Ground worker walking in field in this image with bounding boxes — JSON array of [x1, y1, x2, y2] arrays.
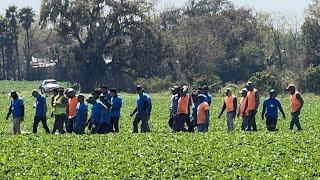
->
[[169, 86, 180, 132], [32, 90, 50, 134], [177, 86, 192, 132], [202, 85, 212, 106], [246, 82, 260, 131], [101, 85, 112, 102], [110, 88, 122, 133], [197, 94, 210, 132], [287, 84, 304, 131], [87, 95, 108, 134], [6, 91, 25, 135], [99, 93, 111, 134], [66, 88, 78, 133], [261, 90, 286, 131], [52, 88, 68, 134], [237, 88, 249, 131], [218, 88, 237, 131], [189, 92, 199, 132], [130, 85, 152, 133], [74, 95, 88, 135]]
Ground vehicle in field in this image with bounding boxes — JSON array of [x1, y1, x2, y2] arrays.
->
[[39, 79, 60, 93]]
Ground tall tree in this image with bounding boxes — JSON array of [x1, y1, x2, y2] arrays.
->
[[40, 0, 153, 92], [5, 6, 20, 80], [19, 7, 35, 80], [0, 16, 7, 79]]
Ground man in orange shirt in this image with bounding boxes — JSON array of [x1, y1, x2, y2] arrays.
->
[[237, 88, 249, 131], [177, 86, 192, 132], [218, 88, 237, 131], [246, 81, 260, 131], [66, 88, 78, 133], [197, 94, 210, 132], [287, 84, 304, 131]]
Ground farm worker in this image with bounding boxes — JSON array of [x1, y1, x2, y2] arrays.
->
[[6, 91, 25, 135], [202, 85, 212, 106], [74, 95, 88, 135], [218, 88, 237, 131], [99, 93, 111, 134], [237, 88, 249, 131], [31, 90, 50, 134], [66, 88, 77, 133], [52, 87, 68, 134], [177, 85, 192, 132], [287, 84, 304, 131], [197, 94, 210, 132], [100, 85, 112, 102], [92, 88, 102, 100], [261, 89, 286, 131], [189, 92, 199, 132], [246, 81, 260, 131], [130, 85, 152, 133], [87, 95, 107, 134], [110, 88, 122, 132], [169, 86, 180, 132]]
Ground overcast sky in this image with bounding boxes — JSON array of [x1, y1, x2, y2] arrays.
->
[[0, 0, 312, 22]]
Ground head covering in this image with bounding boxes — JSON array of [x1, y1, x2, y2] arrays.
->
[[286, 84, 295, 91], [67, 88, 75, 93], [239, 88, 248, 94], [136, 85, 143, 90], [225, 88, 232, 93], [202, 85, 209, 91], [269, 89, 277, 95]]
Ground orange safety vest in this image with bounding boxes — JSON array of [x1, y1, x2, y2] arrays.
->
[[178, 95, 190, 114], [239, 97, 249, 116], [68, 97, 78, 118], [225, 95, 236, 112], [290, 91, 301, 113], [247, 88, 258, 111]]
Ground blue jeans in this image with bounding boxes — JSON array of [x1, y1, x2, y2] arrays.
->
[[74, 121, 85, 135], [178, 114, 188, 132], [198, 124, 207, 133], [227, 112, 235, 131], [241, 116, 249, 131], [290, 112, 302, 130]]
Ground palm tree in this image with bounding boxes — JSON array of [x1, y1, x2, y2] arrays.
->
[[19, 7, 35, 80], [6, 6, 20, 80]]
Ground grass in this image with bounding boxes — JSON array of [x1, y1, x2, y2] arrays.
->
[[0, 81, 319, 179]]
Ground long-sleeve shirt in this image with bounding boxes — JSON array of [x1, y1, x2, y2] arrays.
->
[[136, 93, 152, 116], [111, 96, 122, 118]]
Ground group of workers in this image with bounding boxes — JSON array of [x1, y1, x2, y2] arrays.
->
[[169, 82, 304, 132], [5, 81, 304, 135]]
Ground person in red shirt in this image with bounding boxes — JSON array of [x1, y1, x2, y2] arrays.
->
[[66, 88, 78, 133]]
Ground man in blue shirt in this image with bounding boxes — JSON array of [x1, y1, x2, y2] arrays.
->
[[110, 88, 122, 133], [74, 95, 88, 135], [87, 95, 108, 134], [130, 85, 152, 133], [202, 85, 212, 106], [6, 91, 25, 134], [262, 89, 286, 131], [32, 90, 50, 134]]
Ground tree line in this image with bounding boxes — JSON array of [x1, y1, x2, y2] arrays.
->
[[0, 0, 319, 93]]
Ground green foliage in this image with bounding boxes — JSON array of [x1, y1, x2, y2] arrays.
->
[[249, 71, 282, 93], [0, 81, 319, 179], [192, 75, 222, 93], [136, 76, 174, 93], [303, 65, 320, 94]]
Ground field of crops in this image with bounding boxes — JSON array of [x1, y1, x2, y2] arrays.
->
[[0, 81, 320, 179]]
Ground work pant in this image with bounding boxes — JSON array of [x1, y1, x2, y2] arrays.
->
[[99, 122, 110, 134], [266, 117, 278, 131], [290, 112, 302, 130], [227, 112, 235, 131], [247, 110, 257, 131], [198, 124, 207, 133], [177, 114, 188, 132], [171, 115, 179, 132], [110, 117, 120, 132], [90, 122, 101, 134], [241, 116, 249, 131], [74, 121, 85, 135], [133, 114, 150, 133], [33, 116, 50, 134], [12, 118, 22, 135], [52, 114, 66, 134], [66, 117, 76, 133]]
